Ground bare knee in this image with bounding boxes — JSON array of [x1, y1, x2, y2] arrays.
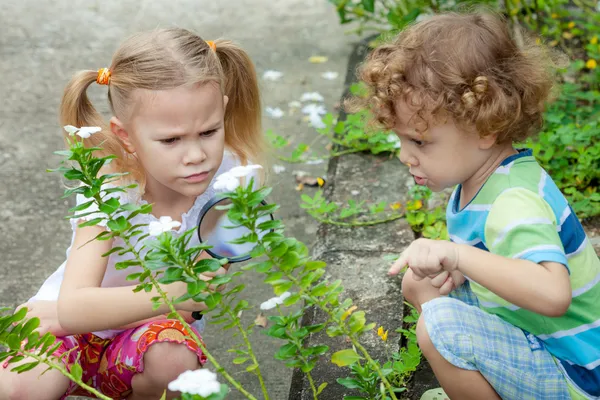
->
[[401, 269, 440, 311], [416, 315, 436, 358], [132, 342, 200, 396], [0, 364, 67, 400]]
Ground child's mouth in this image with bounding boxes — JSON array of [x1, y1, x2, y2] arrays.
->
[[414, 176, 427, 186]]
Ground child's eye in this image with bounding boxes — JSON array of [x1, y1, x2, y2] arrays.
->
[[160, 137, 180, 144], [411, 139, 425, 146], [200, 129, 218, 137]]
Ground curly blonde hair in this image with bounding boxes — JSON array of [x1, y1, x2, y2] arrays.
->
[[349, 11, 559, 142]]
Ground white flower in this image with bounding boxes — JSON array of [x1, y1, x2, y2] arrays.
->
[[302, 104, 327, 115], [273, 164, 286, 174], [260, 292, 292, 310], [228, 164, 263, 178], [351, 190, 360, 196], [213, 165, 263, 192], [214, 174, 240, 191], [266, 107, 284, 119], [64, 125, 101, 139], [321, 71, 339, 80], [168, 369, 221, 397], [308, 113, 326, 129], [300, 92, 325, 102], [148, 216, 181, 236], [288, 100, 302, 108], [386, 134, 401, 149], [263, 70, 283, 81]]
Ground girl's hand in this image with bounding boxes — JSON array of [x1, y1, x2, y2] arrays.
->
[[15, 300, 70, 337], [389, 238, 460, 280]]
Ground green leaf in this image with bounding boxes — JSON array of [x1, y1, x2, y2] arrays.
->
[[69, 200, 95, 213], [246, 364, 259, 373], [11, 361, 39, 373], [317, 382, 328, 395], [102, 246, 126, 258], [64, 169, 85, 181], [205, 293, 223, 309], [115, 260, 140, 270], [331, 349, 362, 367], [12, 307, 28, 323], [7, 334, 21, 351], [304, 260, 326, 271], [78, 218, 105, 228], [233, 357, 249, 365], [257, 219, 283, 231], [71, 362, 83, 381], [348, 311, 366, 334], [186, 281, 205, 296], [107, 216, 130, 232], [193, 258, 223, 274], [275, 343, 298, 360], [19, 318, 40, 340], [99, 197, 120, 214]]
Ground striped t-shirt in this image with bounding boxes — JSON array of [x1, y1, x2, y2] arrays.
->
[[446, 149, 600, 398]]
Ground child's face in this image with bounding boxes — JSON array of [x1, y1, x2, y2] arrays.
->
[[393, 101, 495, 192], [113, 82, 227, 199]]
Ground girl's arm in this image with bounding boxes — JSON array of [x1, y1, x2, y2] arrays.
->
[[57, 224, 197, 334], [456, 244, 572, 317]]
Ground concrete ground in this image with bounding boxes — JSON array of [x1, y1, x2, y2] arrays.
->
[[0, 1, 355, 398]]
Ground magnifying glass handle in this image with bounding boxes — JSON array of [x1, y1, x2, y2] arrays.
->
[[192, 311, 204, 320]]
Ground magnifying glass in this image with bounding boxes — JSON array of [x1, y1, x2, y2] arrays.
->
[[191, 195, 275, 321], [196, 196, 274, 263]]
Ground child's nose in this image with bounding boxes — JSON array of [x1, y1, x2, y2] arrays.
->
[[398, 146, 417, 167], [184, 145, 207, 164]]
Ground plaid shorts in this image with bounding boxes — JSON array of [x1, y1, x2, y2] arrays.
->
[[421, 281, 574, 400]]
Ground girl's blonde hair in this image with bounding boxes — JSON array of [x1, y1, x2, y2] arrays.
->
[[60, 28, 265, 188], [348, 11, 558, 143]]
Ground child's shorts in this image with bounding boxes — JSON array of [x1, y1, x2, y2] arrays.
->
[[4, 319, 207, 399], [421, 281, 573, 400]]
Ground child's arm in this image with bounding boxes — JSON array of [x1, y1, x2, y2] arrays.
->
[[456, 244, 571, 316], [57, 224, 201, 334]]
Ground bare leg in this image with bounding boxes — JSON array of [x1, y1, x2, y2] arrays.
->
[[128, 342, 201, 400], [416, 317, 501, 400], [401, 268, 442, 313], [0, 357, 70, 400]]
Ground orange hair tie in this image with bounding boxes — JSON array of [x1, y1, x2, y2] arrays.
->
[[206, 40, 216, 52], [96, 68, 111, 85]]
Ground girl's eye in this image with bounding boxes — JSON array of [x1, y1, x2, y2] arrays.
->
[[201, 129, 218, 137], [411, 139, 424, 146], [160, 137, 180, 144]]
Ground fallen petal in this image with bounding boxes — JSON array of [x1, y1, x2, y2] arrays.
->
[[309, 55, 328, 63], [263, 70, 283, 81], [321, 71, 339, 80]]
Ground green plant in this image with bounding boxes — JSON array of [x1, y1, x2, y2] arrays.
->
[[336, 304, 422, 399]]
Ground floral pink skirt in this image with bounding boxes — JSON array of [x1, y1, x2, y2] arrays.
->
[[4, 319, 207, 399]]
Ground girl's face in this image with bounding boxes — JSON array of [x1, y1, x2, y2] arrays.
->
[[393, 100, 495, 192], [112, 82, 227, 200]]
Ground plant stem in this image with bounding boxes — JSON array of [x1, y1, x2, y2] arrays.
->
[[121, 236, 258, 400], [228, 308, 270, 400], [307, 372, 319, 400], [351, 340, 398, 399]]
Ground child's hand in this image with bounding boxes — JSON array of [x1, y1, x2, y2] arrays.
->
[[389, 238, 460, 280], [15, 300, 70, 337], [429, 270, 466, 295]]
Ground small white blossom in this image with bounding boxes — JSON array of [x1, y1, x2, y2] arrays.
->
[[260, 292, 292, 310], [351, 190, 360, 196], [266, 107, 284, 119], [64, 125, 102, 139], [168, 369, 221, 397], [386, 134, 401, 149], [302, 104, 327, 115], [263, 70, 283, 81], [300, 92, 325, 102], [228, 164, 263, 178], [214, 165, 263, 192], [321, 71, 339, 80], [273, 164, 286, 174], [288, 100, 302, 108], [308, 113, 326, 129], [148, 216, 181, 236]]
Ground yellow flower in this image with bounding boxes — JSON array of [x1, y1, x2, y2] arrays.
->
[[317, 177, 325, 187], [568, 21, 575, 29], [390, 202, 402, 210], [381, 330, 388, 342], [342, 306, 358, 321], [586, 59, 597, 69], [535, 38, 541, 45], [591, 36, 599, 45], [562, 32, 573, 40], [413, 199, 423, 210], [551, 13, 559, 19], [295, 183, 304, 191], [549, 40, 559, 47]]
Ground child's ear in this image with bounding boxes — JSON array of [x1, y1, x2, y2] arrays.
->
[[110, 117, 135, 154], [478, 132, 498, 150]]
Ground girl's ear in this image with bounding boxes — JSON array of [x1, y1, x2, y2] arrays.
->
[[110, 116, 135, 153]]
